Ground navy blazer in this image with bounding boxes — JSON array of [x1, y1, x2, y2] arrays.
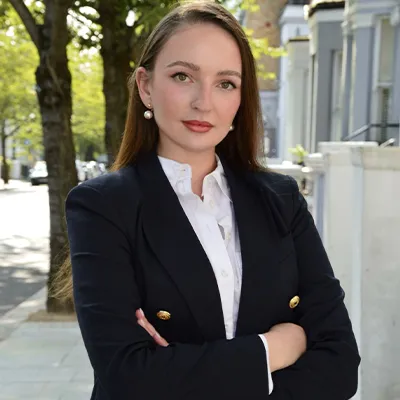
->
[[66, 151, 360, 400]]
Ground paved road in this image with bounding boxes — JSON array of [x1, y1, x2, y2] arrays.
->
[[0, 181, 49, 317]]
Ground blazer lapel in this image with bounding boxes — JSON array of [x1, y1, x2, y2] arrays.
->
[[222, 161, 291, 336], [135, 152, 226, 341]]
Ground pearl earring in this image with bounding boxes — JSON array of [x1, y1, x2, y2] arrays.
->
[[229, 124, 234, 132], [144, 103, 153, 120]]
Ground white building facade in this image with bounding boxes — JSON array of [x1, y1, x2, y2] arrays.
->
[[278, 0, 310, 162], [279, 0, 400, 157], [341, 0, 400, 144]]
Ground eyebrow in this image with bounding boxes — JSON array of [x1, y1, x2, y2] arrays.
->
[[166, 60, 242, 79]]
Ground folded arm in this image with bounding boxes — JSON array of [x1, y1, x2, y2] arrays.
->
[[66, 183, 270, 400], [67, 178, 360, 400], [267, 177, 360, 399]]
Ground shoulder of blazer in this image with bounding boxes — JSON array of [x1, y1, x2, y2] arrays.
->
[[75, 165, 140, 198], [65, 166, 143, 260], [246, 169, 301, 236], [251, 169, 299, 197], [67, 164, 142, 221]]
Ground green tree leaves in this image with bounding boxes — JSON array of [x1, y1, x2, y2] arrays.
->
[[0, 7, 41, 162], [69, 43, 105, 160]]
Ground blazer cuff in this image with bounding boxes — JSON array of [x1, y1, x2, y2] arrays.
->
[[258, 334, 274, 395]]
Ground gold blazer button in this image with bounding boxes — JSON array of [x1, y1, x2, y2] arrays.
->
[[289, 296, 300, 309], [157, 310, 171, 321]]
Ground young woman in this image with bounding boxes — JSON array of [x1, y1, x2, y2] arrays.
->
[[56, 2, 360, 399]]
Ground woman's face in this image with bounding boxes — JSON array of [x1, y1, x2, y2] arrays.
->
[[137, 23, 242, 160]]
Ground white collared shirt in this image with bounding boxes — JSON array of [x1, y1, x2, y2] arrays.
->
[[158, 155, 273, 394]]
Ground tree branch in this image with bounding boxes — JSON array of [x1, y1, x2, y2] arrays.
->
[[9, 0, 40, 51], [0, 97, 11, 116], [69, 8, 99, 26], [0, 120, 6, 138], [5, 125, 21, 138], [68, 10, 101, 44]]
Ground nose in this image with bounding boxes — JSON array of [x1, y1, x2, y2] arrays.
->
[[191, 83, 213, 112]]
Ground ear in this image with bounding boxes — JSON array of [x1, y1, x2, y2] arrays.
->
[[136, 67, 152, 107]]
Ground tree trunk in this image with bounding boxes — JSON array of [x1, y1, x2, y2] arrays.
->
[[35, 0, 77, 313], [98, 0, 132, 167], [0, 131, 9, 184], [84, 143, 95, 161], [10, 0, 77, 313]]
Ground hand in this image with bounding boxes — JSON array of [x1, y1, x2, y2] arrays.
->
[[136, 308, 169, 347], [263, 323, 306, 372]]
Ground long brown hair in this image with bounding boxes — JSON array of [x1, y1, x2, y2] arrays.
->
[[50, 0, 265, 305]]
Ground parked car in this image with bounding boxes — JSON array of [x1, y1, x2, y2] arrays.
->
[[29, 161, 48, 186], [75, 160, 87, 182], [85, 160, 105, 180], [30, 160, 89, 185]]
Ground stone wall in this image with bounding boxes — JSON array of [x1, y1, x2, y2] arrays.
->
[[304, 142, 400, 400]]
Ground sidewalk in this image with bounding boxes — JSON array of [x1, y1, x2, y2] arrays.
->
[[0, 179, 30, 191], [0, 288, 93, 400]]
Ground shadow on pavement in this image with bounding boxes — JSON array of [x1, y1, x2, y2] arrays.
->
[[0, 235, 48, 318]]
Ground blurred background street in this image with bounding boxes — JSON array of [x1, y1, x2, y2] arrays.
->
[[1, 0, 400, 399], [0, 182, 48, 317]]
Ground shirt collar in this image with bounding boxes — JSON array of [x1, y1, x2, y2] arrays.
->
[[158, 155, 232, 202]]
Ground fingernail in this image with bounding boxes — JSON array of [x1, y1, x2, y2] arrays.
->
[[138, 308, 145, 318]]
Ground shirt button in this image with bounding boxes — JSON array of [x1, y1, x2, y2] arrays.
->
[[221, 270, 229, 278], [209, 199, 215, 208]]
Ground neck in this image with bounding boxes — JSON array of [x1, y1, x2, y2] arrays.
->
[[157, 145, 217, 197]]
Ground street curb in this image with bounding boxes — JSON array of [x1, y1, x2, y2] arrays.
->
[[0, 286, 47, 341], [0, 179, 31, 191]]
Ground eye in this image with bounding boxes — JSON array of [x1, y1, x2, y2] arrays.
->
[[219, 81, 236, 90], [172, 72, 190, 83]]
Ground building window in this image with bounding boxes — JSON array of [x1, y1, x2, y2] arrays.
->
[[372, 17, 396, 142], [330, 50, 343, 141], [378, 87, 391, 142], [308, 54, 317, 152], [378, 18, 395, 84]]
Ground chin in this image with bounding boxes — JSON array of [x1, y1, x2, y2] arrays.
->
[[181, 139, 221, 154], [178, 145, 215, 155], [159, 126, 227, 155], [184, 134, 226, 151]]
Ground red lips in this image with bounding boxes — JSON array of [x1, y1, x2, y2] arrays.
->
[[183, 120, 213, 127], [182, 120, 214, 133]]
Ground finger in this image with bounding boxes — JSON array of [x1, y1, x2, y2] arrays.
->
[[135, 309, 156, 335], [136, 309, 154, 330], [135, 309, 169, 346], [137, 320, 169, 346], [139, 316, 158, 336], [153, 332, 169, 347], [137, 318, 157, 337]]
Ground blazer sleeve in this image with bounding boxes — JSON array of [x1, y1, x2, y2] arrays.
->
[[269, 177, 361, 399], [66, 182, 270, 400]]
